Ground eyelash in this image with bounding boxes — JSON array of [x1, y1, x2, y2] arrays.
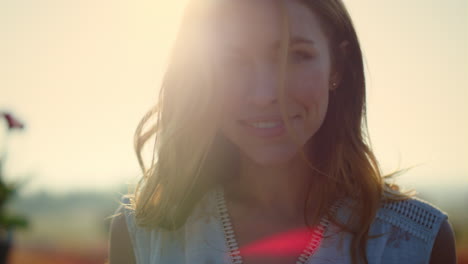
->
[[289, 49, 315, 63], [221, 49, 315, 67]]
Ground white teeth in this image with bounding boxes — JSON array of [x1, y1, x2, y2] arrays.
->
[[250, 121, 281, 128]]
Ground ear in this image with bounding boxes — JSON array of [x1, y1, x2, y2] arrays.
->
[[330, 40, 350, 90]]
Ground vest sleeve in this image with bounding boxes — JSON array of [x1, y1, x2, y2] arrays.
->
[[121, 196, 152, 264], [375, 197, 448, 264]]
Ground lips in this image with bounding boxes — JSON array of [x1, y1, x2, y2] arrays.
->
[[238, 115, 301, 138], [249, 120, 283, 129]]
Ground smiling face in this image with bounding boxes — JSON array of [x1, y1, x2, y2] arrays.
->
[[212, 0, 337, 166]]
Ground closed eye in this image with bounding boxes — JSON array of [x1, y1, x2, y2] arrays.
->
[[289, 49, 316, 63]]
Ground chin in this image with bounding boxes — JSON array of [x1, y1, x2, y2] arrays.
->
[[243, 145, 300, 167]]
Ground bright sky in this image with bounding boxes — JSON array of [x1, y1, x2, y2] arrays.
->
[[1, 0, 467, 194]]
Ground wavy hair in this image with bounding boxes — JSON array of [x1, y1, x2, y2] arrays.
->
[[126, 1, 410, 264]]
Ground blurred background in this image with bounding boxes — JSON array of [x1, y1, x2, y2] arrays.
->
[[0, 0, 466, 263]]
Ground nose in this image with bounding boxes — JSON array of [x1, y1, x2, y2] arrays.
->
[[247, 61, 279, 107]]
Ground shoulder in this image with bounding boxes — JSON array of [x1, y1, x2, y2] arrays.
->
[[109, 202, 136, 264], [115, 195, 207, 263], [430, 218, 456, 264]]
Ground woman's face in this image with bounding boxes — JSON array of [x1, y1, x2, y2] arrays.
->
[[213, 0, 335, 166]]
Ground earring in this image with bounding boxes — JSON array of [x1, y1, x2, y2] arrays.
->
[[330, 82, 338, 92]]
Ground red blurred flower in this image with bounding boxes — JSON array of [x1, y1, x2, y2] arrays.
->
[[1, 112, 24, 130]]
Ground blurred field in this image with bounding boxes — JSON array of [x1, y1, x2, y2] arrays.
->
[[10, 244, 107, 264], [4, 185, 468, 264], [6, 189, 120, 264]]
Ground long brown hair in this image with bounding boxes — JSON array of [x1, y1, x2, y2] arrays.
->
[[299, 1, 386, 263], [128, 1, 409, 264]]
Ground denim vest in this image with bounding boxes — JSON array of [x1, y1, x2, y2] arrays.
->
[[123, 188, 446, 264]]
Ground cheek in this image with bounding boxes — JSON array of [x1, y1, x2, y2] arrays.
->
[[288, 67, 330, 113], [217, 69, 252, 119], [219, 84, 243, 120]]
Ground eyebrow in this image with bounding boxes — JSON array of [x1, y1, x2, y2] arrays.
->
[[223, 36, 316, 53], [272, 36, 315, 49], [290, 36, 315, 45]]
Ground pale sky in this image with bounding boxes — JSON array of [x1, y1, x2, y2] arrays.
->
[[1, 0, 467, 194]]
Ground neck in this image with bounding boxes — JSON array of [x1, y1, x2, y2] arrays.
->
[[224, 153, 315, 218]]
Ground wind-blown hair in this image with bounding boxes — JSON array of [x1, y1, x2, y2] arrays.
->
[[126, 1, 409, 264]]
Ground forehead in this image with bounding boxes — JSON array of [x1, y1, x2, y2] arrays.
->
[[209, 0, 327, 48]]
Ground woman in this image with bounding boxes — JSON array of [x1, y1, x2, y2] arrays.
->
[[109, 0, 456, 263]]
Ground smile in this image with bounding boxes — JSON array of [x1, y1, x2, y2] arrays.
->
[[238, 115, 301, 138], [248, 121, 283, 129]]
